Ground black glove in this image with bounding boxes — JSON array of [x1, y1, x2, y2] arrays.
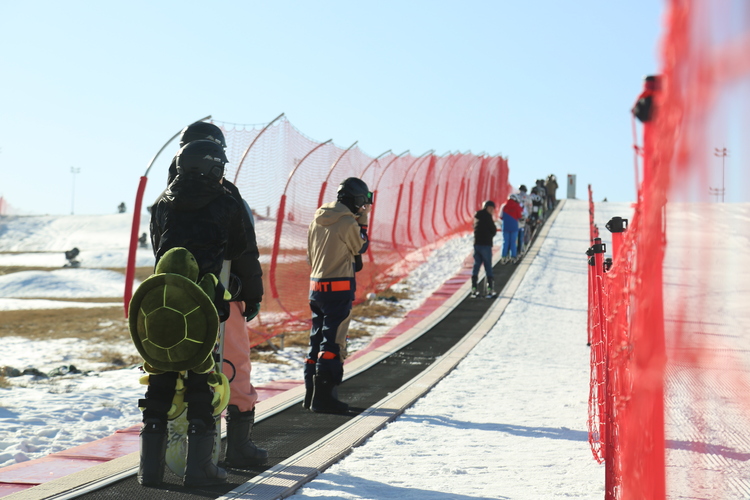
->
[[227, 273, 243, 301], [244, 301, 260, 321], [216, 300, 230, 323], [354, 254, 363, 272], [211, 281, 231, 322], [359, 224, 369, 254]]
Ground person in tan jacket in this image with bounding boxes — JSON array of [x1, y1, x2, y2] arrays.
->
[[304, 177, 372, 414]]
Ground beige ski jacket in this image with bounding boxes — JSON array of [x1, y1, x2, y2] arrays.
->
[[307, 201, 368, 288]]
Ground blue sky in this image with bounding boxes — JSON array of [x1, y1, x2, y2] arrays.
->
[[0, 1, 663, 215]]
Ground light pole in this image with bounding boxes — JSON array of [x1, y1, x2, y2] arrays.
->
[[712, 147, 728, 202], [70, 166, 80, 214]]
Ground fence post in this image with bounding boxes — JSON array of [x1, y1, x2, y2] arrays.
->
[[392, 183, 405, 253], [400, 151, 433, 249], [590, 237, 616, 499], [606, 217, 629, 266]]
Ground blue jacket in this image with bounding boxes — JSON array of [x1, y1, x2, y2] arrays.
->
[[501, 209, 519, 232]]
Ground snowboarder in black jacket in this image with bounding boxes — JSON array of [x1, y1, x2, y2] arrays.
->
[[471, 200, 497, 297], [140, 139, 246, 488]]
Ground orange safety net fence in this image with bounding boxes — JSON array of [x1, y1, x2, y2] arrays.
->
[[587, 0, 750, 498], [216, 117, 509, 347]]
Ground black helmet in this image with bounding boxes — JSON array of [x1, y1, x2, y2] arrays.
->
[[179, 121, 226, 148], [519, 184, 527, 193], [483, 200, 495, 209], [337, 177, 373, 209], [176, 140, 228, 181]]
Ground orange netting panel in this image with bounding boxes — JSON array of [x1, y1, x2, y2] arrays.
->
[[587, 1, 750, 498], [218, 117, 510, 346]]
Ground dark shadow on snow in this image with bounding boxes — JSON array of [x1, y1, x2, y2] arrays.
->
[[666, 439, 750, 461], [400, 415, 588, 442], [507, 296, 587, 314], [291, 469, 509, 500]]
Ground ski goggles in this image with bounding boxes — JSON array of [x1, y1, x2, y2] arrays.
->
[[355, 191, 374, 207]]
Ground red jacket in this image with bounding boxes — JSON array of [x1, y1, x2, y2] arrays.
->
[[502, 198, 523, 220]]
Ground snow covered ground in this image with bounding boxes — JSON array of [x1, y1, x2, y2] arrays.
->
[[0, 211, 477, 470]]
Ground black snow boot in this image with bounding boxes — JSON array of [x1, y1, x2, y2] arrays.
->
[[302, 359, 316, 409], [312, 371, 349, 414], [138, 418, 167, 487], [224, 406, 268, 468], [183, 419, 227, 487], [311, 357, 348, 414]]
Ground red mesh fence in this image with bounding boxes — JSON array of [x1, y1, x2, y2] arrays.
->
[[217, 117, 510, 346], [587, 0, 750, 497]]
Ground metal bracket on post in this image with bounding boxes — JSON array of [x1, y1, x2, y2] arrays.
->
[[605, 216, 628, 266], [587, 240, 606, 266], [605, 217, 628, 233]]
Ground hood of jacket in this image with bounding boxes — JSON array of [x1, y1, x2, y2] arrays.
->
[[313, 201, 356, 226], [163, 174, 227, 211]]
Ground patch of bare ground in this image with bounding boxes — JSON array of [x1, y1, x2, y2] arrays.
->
[[107, 267, 154, 282], [0, 266, 154, 342], [0, 303, 142, 370], [0, 266, 58, 276], [0, 305, 129, 342], [0, 266, 154, 281], [350, 288, 407, 337], [252, 330, 309, 356], [87, 348, 142, 371]]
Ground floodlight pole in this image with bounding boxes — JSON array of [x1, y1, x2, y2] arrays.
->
[[714, 147, 728, 203]]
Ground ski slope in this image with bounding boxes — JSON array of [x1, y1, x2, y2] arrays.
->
[[0, 200, 638, 498]]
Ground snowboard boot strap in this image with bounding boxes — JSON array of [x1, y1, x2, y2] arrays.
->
[[139, 371, 179, 422], [302, 358, 316, 409], [224, 405, 268, 468], [184, 371, 215, 427], [184, 419, 227, 487], [138, 418, 167, 487]]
